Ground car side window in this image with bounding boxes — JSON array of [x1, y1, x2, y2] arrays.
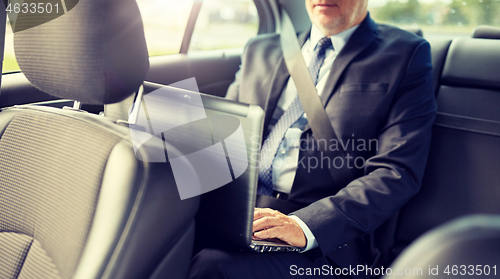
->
[[188, 0, 259, 52], [137, 0, 194, 56], [369, 0, 499, 39], [3, 19, 18, 73]]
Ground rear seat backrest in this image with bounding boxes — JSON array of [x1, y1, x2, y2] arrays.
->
[[427, 38, 453, 95], [394, 37, 500, 254]]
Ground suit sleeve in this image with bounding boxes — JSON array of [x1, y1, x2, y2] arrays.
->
[[293, 41, 437, 256]]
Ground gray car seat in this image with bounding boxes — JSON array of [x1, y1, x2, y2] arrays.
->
[[0, 0, 199, 278], [385, 215, 500, 279], [394, 35, 500, 257]]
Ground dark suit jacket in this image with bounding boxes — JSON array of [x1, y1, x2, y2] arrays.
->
[[226, 13, 436, 274]]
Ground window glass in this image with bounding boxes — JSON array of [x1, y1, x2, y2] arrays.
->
[[3, 19, 19, 73], [189, 0, 259, 52], [370, 0, 500, 37], [137, 0, 194, 56]]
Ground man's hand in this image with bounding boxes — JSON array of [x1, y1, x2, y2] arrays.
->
[[252, 208, 307, 248]]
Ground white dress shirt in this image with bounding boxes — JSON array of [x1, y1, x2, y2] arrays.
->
[[269, 24, 359, 252]]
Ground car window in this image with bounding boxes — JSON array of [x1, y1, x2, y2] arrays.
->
[[137, 0, 194, 56], [188, 0, 259, 52], [3, 19, 18, 73], [1, 0, 194, 73], [369, 0, 499, 39]]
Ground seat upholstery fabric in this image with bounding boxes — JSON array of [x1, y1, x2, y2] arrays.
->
[[0, 109, 120, 278], [0, 106, 200, 279]]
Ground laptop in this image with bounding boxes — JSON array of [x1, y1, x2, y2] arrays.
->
[[194, 91, 303, 253], [129, 82, 302, 252]]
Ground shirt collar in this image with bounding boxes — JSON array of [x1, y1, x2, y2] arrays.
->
[[309, 24, 360, 53]]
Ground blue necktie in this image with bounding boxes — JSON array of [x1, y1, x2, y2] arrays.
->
[[258, 37, 333, 195]]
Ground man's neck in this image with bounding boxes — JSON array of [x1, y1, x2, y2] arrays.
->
[[310, 22, 360, 54]]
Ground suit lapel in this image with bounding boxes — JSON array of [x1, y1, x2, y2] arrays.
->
[[319, 14, 379, 106], [263, 31, 311, 136]]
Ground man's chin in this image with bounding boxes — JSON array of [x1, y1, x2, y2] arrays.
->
[[313, 12, 341, 26], [314, 18, 342, 33]]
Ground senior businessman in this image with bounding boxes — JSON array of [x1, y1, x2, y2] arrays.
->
[[190, 0, 436, 278]]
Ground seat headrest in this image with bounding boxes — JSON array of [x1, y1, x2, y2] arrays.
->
[[473, 25, 500, 40], [13, 0, 149, 105], [441, 37, 500, 91]]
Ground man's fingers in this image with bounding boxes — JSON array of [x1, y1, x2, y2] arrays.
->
[[252, 215, 287, 232], [253, 225, 285, 240], [253, 208, 280, 221], [251, 215, 307, 247]]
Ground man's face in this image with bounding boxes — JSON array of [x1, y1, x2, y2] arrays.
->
[[305, 0, 368, 36]]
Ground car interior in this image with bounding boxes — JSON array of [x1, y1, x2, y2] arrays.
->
[[0, 0, 499, 278]]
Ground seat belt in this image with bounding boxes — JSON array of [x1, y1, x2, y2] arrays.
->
[[279, 9, 354, 186]]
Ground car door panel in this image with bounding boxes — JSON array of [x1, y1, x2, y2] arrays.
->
[[0, 73, 56, 108], [147, 49, 242, 98]]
